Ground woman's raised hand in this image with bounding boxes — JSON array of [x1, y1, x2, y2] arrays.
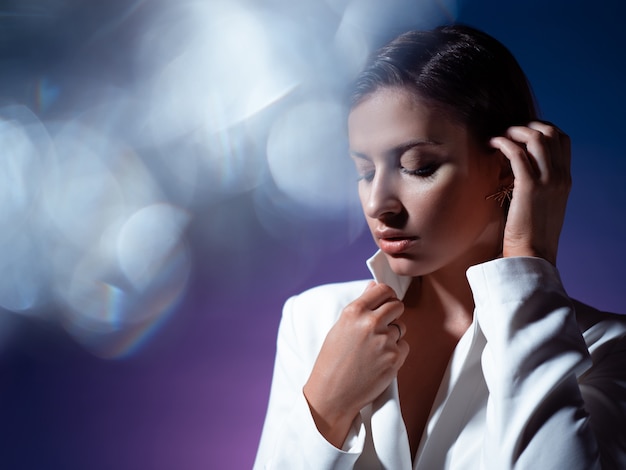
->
[[490, 121, 571, 265], [303, 281, 409, 448]]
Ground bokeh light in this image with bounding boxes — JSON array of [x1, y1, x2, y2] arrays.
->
[[0, 0, 465, 359], [136, 0, 303, 142], [0, 104, 51, 311], [266, 100, 354, 212], [59, 204, 191, 359]]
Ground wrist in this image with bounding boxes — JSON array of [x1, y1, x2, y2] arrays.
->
[[502, 242, 556, 266], [502, 251, 555, 266], [303, 383, 359, 449]]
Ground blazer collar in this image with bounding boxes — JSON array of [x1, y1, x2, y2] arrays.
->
[[366, 250, 413, 299]]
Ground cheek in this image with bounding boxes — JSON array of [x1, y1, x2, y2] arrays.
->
[[408, 174, 460, 218], [441, 180, 496, 238], [408, 176, 482, 233]]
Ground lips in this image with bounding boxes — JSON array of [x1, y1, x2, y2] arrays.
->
[[374, 229, 418, 255]]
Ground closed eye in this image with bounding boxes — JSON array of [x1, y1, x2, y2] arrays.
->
[[401, 163, 439, 178], [356, 170, 375, 182]]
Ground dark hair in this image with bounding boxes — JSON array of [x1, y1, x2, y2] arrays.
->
[[351, 24, 538, 145]]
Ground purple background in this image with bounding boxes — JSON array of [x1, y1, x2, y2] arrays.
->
[[1, 1, 625, 469]]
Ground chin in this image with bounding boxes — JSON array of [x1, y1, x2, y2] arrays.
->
[[385, 254, 433, 278]]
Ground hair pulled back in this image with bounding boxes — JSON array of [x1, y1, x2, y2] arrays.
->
[[351, 24, 538, 145]]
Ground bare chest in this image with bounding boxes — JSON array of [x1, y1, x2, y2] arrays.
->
[[397, 315, 463, 460]]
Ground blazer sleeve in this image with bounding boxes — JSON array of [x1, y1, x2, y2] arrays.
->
[[467, 257, 626, 469], [253, 293, 367, 470]]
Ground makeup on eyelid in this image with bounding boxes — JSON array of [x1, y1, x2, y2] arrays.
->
[[352, 156, 442, 181]]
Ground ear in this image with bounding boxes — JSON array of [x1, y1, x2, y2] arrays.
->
[[494, 148, 514, 186]]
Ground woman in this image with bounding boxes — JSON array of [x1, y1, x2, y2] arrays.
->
[[254, 24, 626, 469]]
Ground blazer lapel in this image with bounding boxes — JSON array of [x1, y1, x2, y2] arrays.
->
[[370, 380, 413, 469]]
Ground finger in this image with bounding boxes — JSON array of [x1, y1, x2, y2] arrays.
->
[[388, 320, 406, 342], [527, 121, 564, 174], [561, 132, 571, 171], [532, 119, 568, 144], [362, 280, 376, 292], [489, 136, 536, 188], [396, 339, 410, 363], [359, 282, 399, 310], [503, 126, 551, 181], [554, 127, 572, 184], [374, 297, 405, 328], [527, 121, 560, 163], [528, 121, 572, 184]]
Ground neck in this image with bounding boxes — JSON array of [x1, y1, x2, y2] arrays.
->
[[404, 238, 503, 335], [404, 271, 473, 337]]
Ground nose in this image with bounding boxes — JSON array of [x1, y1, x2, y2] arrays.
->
[[362, 172, 403, 220]]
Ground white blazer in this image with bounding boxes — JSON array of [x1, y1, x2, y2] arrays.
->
[[254, 253, 626, 469]]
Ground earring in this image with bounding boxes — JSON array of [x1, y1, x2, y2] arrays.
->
[[486, 183, 514, 207]]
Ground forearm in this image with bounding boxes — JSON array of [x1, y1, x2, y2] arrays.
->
[[254, 295, 366, 469], [468, 257, 600, 469]]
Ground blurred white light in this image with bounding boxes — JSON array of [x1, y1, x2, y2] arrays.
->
[[340, 0, 457, 39], [117, 203, 191, 290], [191, 124, 267, 197], [334, 15, 371, 79], [0, 233, 43, 312], [266, 100, 356, 212], [26, 119, 194, 356], [0, 105, 53, 311], [0, 0, 470, 356], [341, 0, 404, 36], [58, 203, 191, 358], [128, 0, 311, 203], [0, 105, 48, 244], [74, 86, 150, 150], [41, 121, 161, 249], [323, 0, 351, 16], [139, 0, 301, 145]]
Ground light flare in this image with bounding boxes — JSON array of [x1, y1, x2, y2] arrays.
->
[[266, 100, 356, 212]]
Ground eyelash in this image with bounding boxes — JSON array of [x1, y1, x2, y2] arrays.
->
[[401, 163, 439, 178], [357, 163, 439, 182], [356, 172, 374, 182]]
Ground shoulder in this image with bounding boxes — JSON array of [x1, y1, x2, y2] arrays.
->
[[285, 279, 370, 324], [278, 280, 369, 356], [573, 299, 626, 355], [289, 279, 370, 307]]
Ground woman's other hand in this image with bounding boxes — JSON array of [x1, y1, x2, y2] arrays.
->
[[303, 281, 409, 448], [490, 121, 571, 265]]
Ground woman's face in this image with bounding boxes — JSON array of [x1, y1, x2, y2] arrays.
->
[[348, 87, 507, 277]]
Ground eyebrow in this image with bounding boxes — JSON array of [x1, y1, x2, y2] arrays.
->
[[350, 139, 443, 160]]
